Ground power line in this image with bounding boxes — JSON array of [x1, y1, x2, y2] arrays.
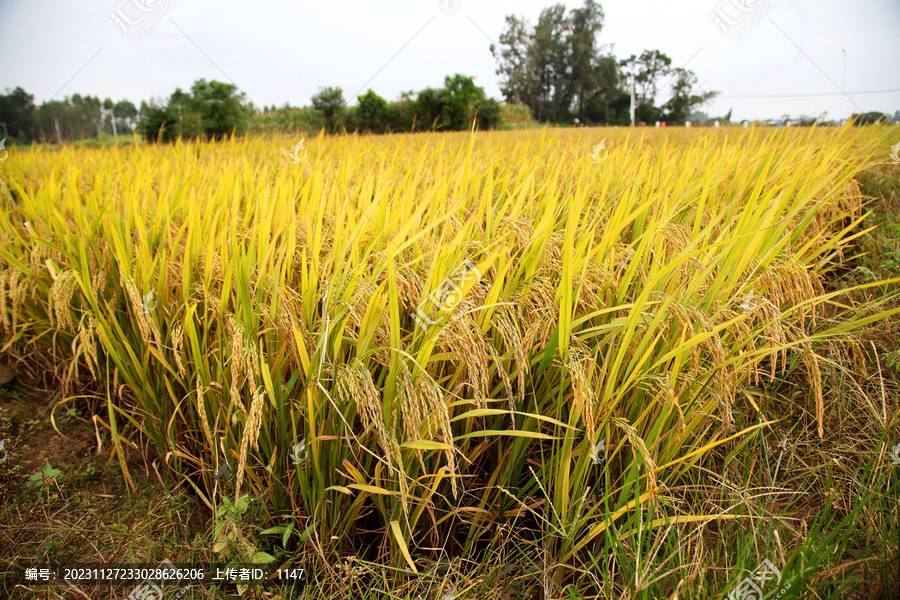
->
[[719, 87, 900, 99]]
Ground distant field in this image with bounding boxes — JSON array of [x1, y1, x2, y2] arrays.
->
[[1, 126, 898, 598]]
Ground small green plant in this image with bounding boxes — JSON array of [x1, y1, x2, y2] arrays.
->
[[79, 461, 99, 481], [27, 462, 62, 488], [880, 247, 900, 273], [211, 493, 276, 565]]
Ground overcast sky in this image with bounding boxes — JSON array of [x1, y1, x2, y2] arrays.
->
[[0, 0, 897, 122]]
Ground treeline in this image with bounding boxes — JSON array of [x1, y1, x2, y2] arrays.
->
[[137, 79, 255, 142], [255, 74, 504, 136], [0, 0, 728, 143], [142, 73, 505, 142], [491, 0, 716, 125], [0, 73, 508, 145], [849, 111, 899, 125], [0, 87, 138, 143]]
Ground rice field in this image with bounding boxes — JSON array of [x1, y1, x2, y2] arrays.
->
[[1, 125, 898, 597]]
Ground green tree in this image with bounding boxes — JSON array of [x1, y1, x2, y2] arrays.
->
[[311, 87, 346, 133], [850, 111, 887, 125], [582, 54, 627, 124], [529, 4, 571, 121], [187, 79, 251, 140], [389, 90, 418, 131], [491, 16, 535, 107], [619, 50, 672, 107], [0, 87, 37, 141], [475, 98, 502, 130], [662, 68, 717, 124], [167, 87, 194, 138], [492, 1, 624, 124], [137, 101, 180, 143], [102, 98, 115, 135], [114, 100, 138, 133], [355, 89, 393, 133], [69, 93, 102, 140], [568, 0, 605, 118], [619, 49, 675, 123], [414, 87, 445, 131], [33, 100, 68, 142], [439, 74, 487, 130]]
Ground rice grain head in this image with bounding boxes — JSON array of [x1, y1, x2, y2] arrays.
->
[[235, 386, 266, 495]]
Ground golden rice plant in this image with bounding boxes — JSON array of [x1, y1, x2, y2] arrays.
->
[[0, 124, 897, 585]]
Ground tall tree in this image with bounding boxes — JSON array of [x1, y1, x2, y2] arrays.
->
[[662, 68, 717, 124], [34, 100, 68, 142], [188, 79, 250, 140], [311, 86, 346, 133], [413, 87, 444, 131], [355, 89, 392, 133], [582, 54, 628, 123], [137, 100, 180, 143], [114, 100, 138, 133], [491, 16, 534, 107], [567, 0, 605, 117], [0, 87, 37, 141], [493, 1, 692, 125], [439, 74, 487, 130], [68, 93, 102, 140], [619, 50, 673, 109], [529, 4, 571, 121]]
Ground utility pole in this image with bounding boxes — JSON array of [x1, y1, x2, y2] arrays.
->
[[0, 123, 7, 137], [106, 107, 118, 139], [630, 80, 636, 127], [840, 49, 847, 124], [54, 118, 62, 144]]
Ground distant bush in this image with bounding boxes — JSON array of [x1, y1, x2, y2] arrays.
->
[[139, 75, 505, 140], [500, 103, 534, 128], [188, 79, 252, 140], [850, 111, 888, 126], [475, 98, 502, 130], [352, 90, 395, 134], [137, 103, 180, 143], [249, 107, 321, 136], [137, 80, 251, 143], [311, 87, 346, 134]]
